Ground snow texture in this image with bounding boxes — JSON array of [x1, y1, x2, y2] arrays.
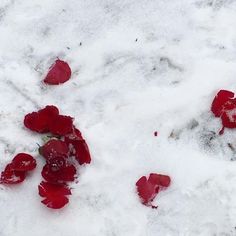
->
[[1, 0, 236, 235]]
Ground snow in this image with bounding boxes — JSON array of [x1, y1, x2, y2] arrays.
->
[[1, 0, 236, 235]]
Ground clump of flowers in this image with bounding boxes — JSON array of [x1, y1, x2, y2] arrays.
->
[[25, 105, 91, 209], [1, 105, 91, 210]]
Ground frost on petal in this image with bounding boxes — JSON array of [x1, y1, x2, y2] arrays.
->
[[44, 59, 71, 85], [40, 139, 69, 160], [41, 163, 76, 184], [38, 181, 71, 209], [0, 164, 26, 184], [211, 90, 234, 117], [64, 126, 83, 144], [221, 109, 236, 128], [49, 115, 73, 136], [11, 153, 36, 171]]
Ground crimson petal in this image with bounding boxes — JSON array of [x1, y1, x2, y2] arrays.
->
[[49, 115, 73, 136], [136, 176, 159, 205], [38, 181, 71, 209], [211, 90, 234, 117], [44, 59, 71, 85], [148, 173, 171, 187], [24, 105, 59, 133], [11, 153, 36, 171], [0, 164, 26, 184], [41, 163, 76, 184], [40, 139, 69, 160]]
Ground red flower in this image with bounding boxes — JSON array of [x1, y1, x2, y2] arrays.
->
[[24, 105, 59, 133], [10, 153, 36, 171], [41, 163, 76, 184], [0, 164, 26, 184], [40, 139, 69, 160], [136, 173, 171, 208], [44, 59, 71, 85], [49, 115, 73, 136], [38, 181, 71, 209]]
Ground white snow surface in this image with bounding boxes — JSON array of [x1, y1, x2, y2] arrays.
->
[[1, 0, 236, 235]]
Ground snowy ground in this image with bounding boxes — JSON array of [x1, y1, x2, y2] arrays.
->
[[1, 0, 236, 235]]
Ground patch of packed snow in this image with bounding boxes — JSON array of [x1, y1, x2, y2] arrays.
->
[[1, 0, 236, 235]]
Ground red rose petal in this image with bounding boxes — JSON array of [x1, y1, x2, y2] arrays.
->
[[40, 139, 69, 160], [74, 140, 91, 165], [211, 90, 234, 117], [38, 181, 71, 209], [24, 105, 59, 133], [136, 176, 159, 205], [44, 59, 71, 85], [41, 196, 69, 209], [10, 153, 36, 171], [64, 126, 83, 143], [49, 115, 73, 136], [39, 105, 59, 118], [221, 110, 236, 128], [0, 164, 26, 184], [136, 173, 171, 207], [41, 163, 76, 184], [38, 181, 71, 197], [148, 173, 171, 187]]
